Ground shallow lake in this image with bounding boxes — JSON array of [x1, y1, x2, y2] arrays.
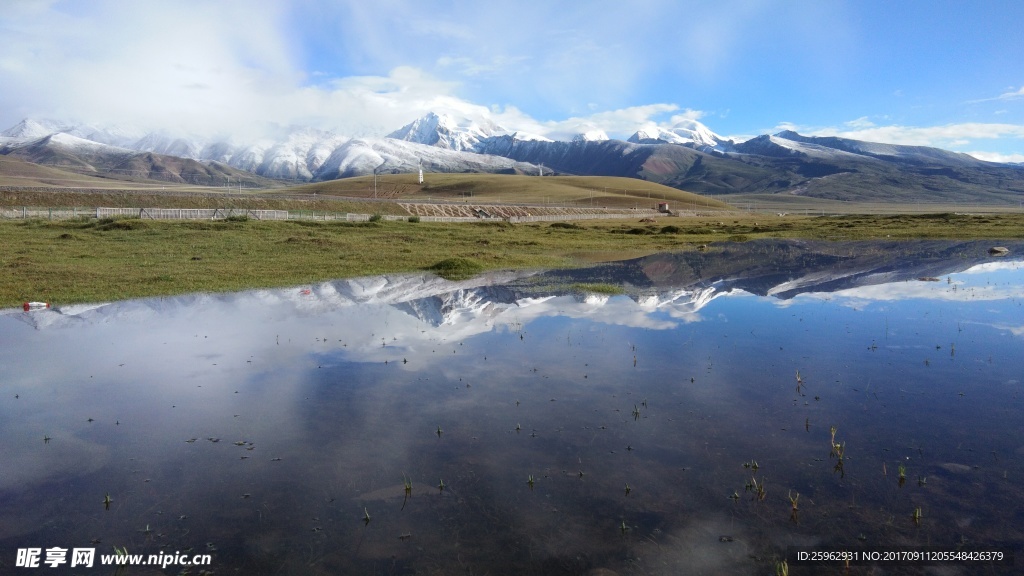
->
[[2, 239, 1022, 575]]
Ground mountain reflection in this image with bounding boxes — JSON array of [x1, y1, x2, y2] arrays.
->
[[6, 240, 1021, 337]]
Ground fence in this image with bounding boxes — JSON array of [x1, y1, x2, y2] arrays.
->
[[507, 212, 659, 223], [98, 207, 291, 220], [0, 206, 668, 224]]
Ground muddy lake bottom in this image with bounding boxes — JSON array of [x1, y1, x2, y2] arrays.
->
[[2, 240, 1023, 575]]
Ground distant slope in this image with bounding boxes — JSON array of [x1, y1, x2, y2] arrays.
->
[[282, 173, 732, 210], [0, 156, 143, 188], [477, 134, 1024, 204], [0, 134, 278, 188]]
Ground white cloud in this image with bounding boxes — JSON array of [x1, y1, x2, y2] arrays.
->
[[0, 0, 494, 140], [667, 109, 708, 124], [959, 261, 1024, 274], [436, 55, 529, 77], [965, 151, 1024, 163], [0, 1, 708, 141], [844, 116, 875, 129], [827, 123, 1024, 145], [994, 324, 1024, 337], [539, 104, 685, 140], [769, 121, 1024, 155], [4, 0, 1015, 159], [969, 86, 1024, 103], [0, 0, 298, 138], [792, 282, 1024, 306]]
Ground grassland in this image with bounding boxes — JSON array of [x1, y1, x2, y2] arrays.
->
[[3, 211, 1023, 307], [0, 187, 412, 215], [282, 173, 730, 210]]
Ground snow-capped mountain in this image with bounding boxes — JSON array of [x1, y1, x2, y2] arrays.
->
[[627, 118, 732, 151], [732, 133, 873, 161], [132, 132, 205, 160], [315, 137, 539, 179], [572, 130, 610, 143], [770, 130, 988, 166], [388, 112, 554, 153], [1, 118, 144, 147], [129, 127, 353, 180], [387, 112, 507, 152], [4, 113, 1023, 203], [0, 129, 270, 186], [215, 129, 350, 181], [0, 117, 543, 181], [2, 118, 68, 140]]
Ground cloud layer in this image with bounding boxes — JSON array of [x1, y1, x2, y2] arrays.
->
[[1, 0, 1022, 159]]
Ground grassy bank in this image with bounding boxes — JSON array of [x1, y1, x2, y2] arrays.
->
[[0, 188, 411, 215], [3, 212, 1023, 307]]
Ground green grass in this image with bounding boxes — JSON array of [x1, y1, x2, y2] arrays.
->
[[426, 257, 485, 281], [2, 212, 1023, 307], [571, 283, 626, 295]]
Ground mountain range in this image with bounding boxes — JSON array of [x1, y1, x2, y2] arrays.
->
[[2, 113, 1023, 204]]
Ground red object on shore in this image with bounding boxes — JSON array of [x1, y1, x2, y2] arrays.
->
[[23, 302, 50, 311]]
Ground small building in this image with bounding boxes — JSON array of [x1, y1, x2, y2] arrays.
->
[[657, 202, 670, 213]]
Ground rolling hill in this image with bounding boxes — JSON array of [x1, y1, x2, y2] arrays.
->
[[281, 173, 732, 210]]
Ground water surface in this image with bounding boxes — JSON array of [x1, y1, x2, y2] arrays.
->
[[2, 240, 1022, 575]]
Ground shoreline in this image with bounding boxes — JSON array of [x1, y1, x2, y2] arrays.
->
[[3, 213, 1022, 307]]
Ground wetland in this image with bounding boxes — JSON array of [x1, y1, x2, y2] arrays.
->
[[1, 239, 1022, 575]]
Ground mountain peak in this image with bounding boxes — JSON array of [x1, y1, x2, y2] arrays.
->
[[387, 112, 507, 151], [627, 119, 729, 151], [1, 118, 68, 140], [773, 129, 802, 139], [571, 130, 610, 143]]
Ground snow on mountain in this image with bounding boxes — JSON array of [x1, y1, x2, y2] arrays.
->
[[503, 131, 553, 143], [66, 124, 146, 148], [734, 133, 875, 161], [313, 137, 539, 180], [627, 119, 731, 151], [387, 112, 509, 152], [27, 132, 138, 156], [635, 286, 725, 316], [772, 130, 987, 166], [2, 119, 70, 140], [572, 130, 610, 143], [396, 287, 517, 327], [132, 132, 205, 159], [1, 119, 144, 148], [128, 128, 350, 180], [198, 141, 235, 164]]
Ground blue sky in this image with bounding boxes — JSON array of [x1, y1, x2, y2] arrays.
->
[[2, 0, 1023, 160]]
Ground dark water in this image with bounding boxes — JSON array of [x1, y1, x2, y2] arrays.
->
[[1, 240, 1022, 575]]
